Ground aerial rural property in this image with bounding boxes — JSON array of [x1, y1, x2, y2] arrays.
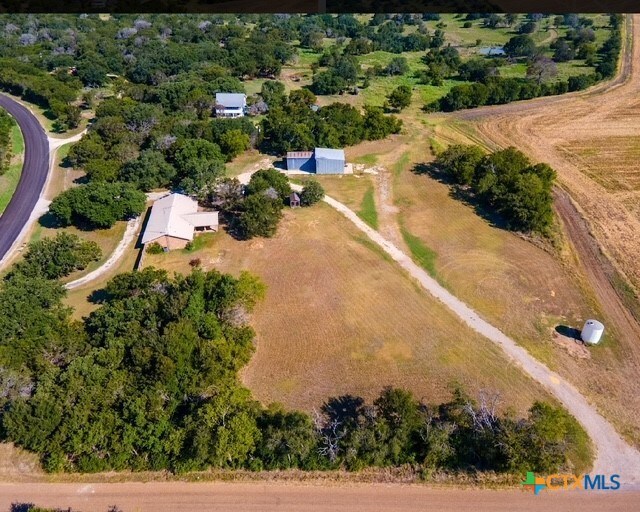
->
[[0, 9, 639, 512]]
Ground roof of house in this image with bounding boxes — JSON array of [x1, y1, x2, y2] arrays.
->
[[315, 147, 345, 160], [286, 151, 314, 159], [142, 193, 218, 244], [215, 93, 246, 108]]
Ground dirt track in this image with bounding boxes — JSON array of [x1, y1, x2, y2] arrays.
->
[[455, 14, 640, 359], [1, 481, 638, 512]]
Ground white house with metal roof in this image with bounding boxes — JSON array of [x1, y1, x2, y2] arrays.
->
[[142, 193, 219, 251], [286, 147, 346, 174], [214, 93, 247, 118]]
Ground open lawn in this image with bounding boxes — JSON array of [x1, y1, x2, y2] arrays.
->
[[144, 204, 553, 415], [292, 173, 374, 212], [0, 122, 24, 213]]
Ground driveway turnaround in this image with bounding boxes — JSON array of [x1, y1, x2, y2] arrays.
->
[[0, 94, 49, 261]]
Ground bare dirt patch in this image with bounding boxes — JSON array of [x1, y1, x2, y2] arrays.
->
[[1, 481, 638, 512]]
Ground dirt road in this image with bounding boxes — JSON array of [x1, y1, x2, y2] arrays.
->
[[455, 15, 640, 358], [285, 184, 640, 483], [1, 481, 638, 512]]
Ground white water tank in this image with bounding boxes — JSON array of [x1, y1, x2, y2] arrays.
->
[[581, 319, 604, 344]]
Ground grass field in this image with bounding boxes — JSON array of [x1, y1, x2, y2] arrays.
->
[[357, 185, 378, 229], [0, 122, 24, 213], [292, 173, 374, 212], [144, 204, 553, 415], [273, 14, 611, 112]]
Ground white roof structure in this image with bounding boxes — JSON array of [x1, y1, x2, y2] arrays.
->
[[315, 147, 345, 161], [215, 93, 246, 108], [142, 193, 218, 244]]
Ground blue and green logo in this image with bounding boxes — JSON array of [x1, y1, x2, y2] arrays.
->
[[521, 472, 621, 495]]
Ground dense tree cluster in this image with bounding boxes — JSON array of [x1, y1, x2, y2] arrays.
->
[[9, 232, 101, 280], [435, 145, 556, 234], [262, 89, 401, 154], [0, 59, 82, 130], [49, 181, 146, 229], [66, 94, 258, 197], [424, 14, 620, 112], [0, 234, 590, 475], [0, 108, 13, 175]]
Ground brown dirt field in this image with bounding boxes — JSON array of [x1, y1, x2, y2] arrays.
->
[[454, 15, 640, 307], [145, 204, 551, 415], [1, 481, 638, 512], [432, 15, 640, 443]]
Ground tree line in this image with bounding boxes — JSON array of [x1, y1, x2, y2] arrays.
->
[[434, 145, 556, 235], [261, 86, 402, 154], [0, 108, 13, 175], [0, 233, 590, 475], [425, 14, 622, 112]]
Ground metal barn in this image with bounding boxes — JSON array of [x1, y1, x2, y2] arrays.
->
[[314, 147, 346, 175], [286, 151, 315, 172]]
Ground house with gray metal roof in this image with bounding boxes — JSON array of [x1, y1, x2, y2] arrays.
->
[[286, 147, 346, 174], [215, 93, 247, 118], [142, 193, 218, 251]]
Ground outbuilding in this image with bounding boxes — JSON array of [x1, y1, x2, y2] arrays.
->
[[289, 192, 301, 208], [314, 147, 345, 175], [142, 193, 218, 251], [286, 147, 346, 174], [286, 151, 315, 172]]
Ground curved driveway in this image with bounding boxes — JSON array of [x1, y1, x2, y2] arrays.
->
[[0, 94, 49, 261]]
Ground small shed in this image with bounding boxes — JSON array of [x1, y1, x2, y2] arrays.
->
[[315, 147, 346, 175], [287, 151, 315, 172], [290, 192, 301, 208]]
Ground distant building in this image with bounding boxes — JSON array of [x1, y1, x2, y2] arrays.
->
[[286, 147, 346, 174], [141, 193, 218, 251], [214, 93, 247, 118]]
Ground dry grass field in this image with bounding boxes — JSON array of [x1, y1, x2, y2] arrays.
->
[[144, 204, 552, 415]]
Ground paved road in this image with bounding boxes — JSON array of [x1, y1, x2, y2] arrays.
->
[[0, 94, 49, 261]]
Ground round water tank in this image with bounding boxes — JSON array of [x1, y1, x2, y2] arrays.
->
[[581, 319, 604, 344]]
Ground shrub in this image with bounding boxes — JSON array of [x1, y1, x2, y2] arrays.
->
[[146, 242, 164, 254], [300, 180, 325, 206]]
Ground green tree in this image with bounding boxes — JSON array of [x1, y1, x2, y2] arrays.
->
[[12, 232, 102, 280], [218, 130, 251, 161], [386, 85, 412, 111], [261, 80, 286, 109], [120, 150, 176, 191], [504, 35, 537, 58], [173, 139, 226, 196], [300, 180, 325, 206], [435, 144, 485, 185], [245, 168, 292, 202], [49, 182, 146, 229], [237, 194, 284, 239]]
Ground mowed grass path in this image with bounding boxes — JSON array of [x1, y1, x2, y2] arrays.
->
[[146, 204, 552, 415], [0, 122, 24, 213]]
